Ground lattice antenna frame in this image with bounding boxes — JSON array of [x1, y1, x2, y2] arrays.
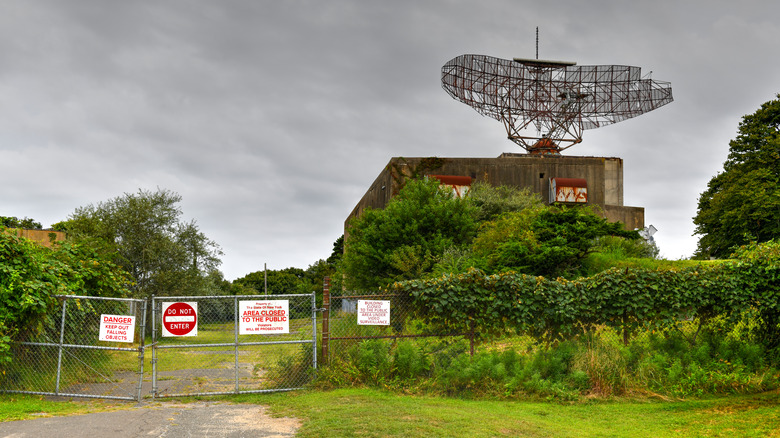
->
[[441, 54, 673, 154]]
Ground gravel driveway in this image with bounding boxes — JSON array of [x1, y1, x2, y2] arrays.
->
[[0, 401, 300, 438]]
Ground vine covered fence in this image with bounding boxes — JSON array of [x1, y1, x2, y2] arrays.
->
[[323, 242, 780, 371]]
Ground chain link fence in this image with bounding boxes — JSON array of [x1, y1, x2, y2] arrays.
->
[[1, 295, 147, 401], [322, 278, 473, 370], [2, 293, 318, 401], [321, 278, 679, 374], [151, 293, 317, 398], [2, 285, 717, 401]]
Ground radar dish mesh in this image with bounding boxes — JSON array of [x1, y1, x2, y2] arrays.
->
[[441, 54, 673, 154]]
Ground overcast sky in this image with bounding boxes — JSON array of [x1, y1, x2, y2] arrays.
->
[[2, 1, 778, 280]]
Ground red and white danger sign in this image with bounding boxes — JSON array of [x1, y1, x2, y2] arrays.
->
[[99, 314, 136, 343], [162, 302, 198, 337], [239, 300, 289, 334]]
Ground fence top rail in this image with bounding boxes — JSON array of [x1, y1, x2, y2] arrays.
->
[[15, 341, 141, 352], [333, 293, 403, 299], [156, 339, 312, 349], [152, 293, 314, 301], [55, 294, 145, 303]]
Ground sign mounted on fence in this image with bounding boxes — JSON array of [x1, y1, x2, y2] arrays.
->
[[99, 314, 136, 343], [239, 300, 289, 334], [162, 302, 198, 337], [357, 300, 390, 325]]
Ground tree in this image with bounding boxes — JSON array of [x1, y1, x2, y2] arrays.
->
[[0, 216, 42, 229], [693, 94, 780, 258], [469, 206, 639, 277], [467, 181, 544, 222], [327, 235, 344, 265], [429, 183, 547, 276], [340, 178, 478, 290], [235, 267, 306, 295], [54, 188, 222, 299], [0, 232, 131, 365]]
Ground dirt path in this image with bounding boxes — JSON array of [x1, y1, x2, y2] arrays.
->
[[0, 401, 301, 438], [60, 364, 269, 399]]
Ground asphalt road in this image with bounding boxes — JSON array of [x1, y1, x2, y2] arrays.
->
[[0, 401, 300, 438]]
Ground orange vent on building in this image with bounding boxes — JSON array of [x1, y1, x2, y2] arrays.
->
[[430, 175, 472, 198], [550, 178, 588, 203]]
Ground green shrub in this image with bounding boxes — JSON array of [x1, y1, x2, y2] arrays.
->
[[398, 241, 780, 354], [321, 241, 780, 399], [266, 344, 315, 388], [319, 325, 780, 400], [572, 337, 629, 395], [354, 339, 393, 377], [393, 340, 430, 379], [1, 232, 131, 369]]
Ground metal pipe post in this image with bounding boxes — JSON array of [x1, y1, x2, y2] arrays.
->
[[136, 299, 147, 402], [321, 277, 330, 364], [234, 295, 239, 394], [151, 296, 157, 398], [311, 291, 317, 370], [55, 299, 68, 395]]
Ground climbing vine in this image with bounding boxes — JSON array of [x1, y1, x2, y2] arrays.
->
[[0, 231, 131, 365], [393, 241, 780, 348], [387, 157, 448, 195]]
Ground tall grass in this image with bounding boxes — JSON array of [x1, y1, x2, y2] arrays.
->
[[582, 235, 723, 275], [316, 323, 780, 400]]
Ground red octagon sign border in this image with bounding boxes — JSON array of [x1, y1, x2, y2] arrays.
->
[[163, 302, 197, 336]]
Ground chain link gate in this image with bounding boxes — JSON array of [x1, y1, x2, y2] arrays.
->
[[1, 295, 147, 401], [150, 293, 317, 397]]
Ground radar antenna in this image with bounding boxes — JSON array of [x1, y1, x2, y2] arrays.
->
[[441, 48, 673, 154]]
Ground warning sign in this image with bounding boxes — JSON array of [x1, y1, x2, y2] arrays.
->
[[99, 314, 136, 343], [357, 300, 390, 325], [239, 300, 289, 334], [162, 302, 198, 337]]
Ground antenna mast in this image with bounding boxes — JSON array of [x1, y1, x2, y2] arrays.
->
[[535, 27, 539, 60]]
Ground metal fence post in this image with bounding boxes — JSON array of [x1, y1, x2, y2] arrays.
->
[[234, 295, 239, 394], [137, 299, 148, 402], [322, 277, 330, 365], [311, 291, 318, 370], [151, 295, 157, 398], [54, 299, 68, 395]]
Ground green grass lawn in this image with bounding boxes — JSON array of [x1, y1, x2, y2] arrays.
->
[[0, 395, 132, 422], [3, 388, 779, 436], [246, 388, 780, 437], [4, 314, 780, 436]]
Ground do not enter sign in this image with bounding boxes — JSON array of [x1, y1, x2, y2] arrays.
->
[[162, 302, 198, 337]]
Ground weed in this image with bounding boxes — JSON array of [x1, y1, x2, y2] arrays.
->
[[318, 324, 780, 400]]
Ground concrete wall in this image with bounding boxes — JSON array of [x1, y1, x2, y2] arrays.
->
[[5, 228, 66, 248], [603, 205, 644, 231], [347, 154, 644, 230]]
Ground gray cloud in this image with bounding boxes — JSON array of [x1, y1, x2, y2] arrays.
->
[[2, 0, 778, 279]]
